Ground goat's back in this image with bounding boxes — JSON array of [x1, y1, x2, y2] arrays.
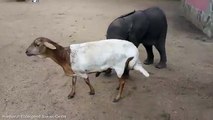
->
[[70, 39, 139, 75]]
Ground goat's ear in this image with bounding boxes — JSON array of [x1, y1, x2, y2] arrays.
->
[[44, 42, 57, 50]]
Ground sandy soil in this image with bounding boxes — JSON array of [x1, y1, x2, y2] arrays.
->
[[0, 0, 213, 120]]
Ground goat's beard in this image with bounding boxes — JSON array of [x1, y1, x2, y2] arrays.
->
[[37, 55, 46, 58]]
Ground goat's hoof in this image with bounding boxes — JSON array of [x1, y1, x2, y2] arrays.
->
[[89, 92, 95, 95], [155, 63, 167, 69], [67, 93, 75, 99], [113, 98, 120, 102], [144, 59, 154, 65]]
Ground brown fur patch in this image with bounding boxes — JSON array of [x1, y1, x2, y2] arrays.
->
[[41, 41, 74, 76]]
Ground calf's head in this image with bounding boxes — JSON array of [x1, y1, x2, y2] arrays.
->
[[25, 37, 58, 57]]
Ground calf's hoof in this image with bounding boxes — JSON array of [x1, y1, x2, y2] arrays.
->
[[155, 63, 167, 69], [144, 59, 154, 65], [67, 93, 75, 99]]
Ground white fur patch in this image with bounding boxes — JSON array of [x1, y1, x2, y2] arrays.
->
[[37, 55, 46, 58], [69, 39, 149, 78]]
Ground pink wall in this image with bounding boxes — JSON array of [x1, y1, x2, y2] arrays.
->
[[186, 0, 209, 11]]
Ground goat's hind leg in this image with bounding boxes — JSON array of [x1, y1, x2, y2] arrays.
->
[[116, 69, 129, 90], [84, 78, 95, 95], [113, 77, 126, 102], [114, 57, 133, 101], [68, 76, 77, 99]]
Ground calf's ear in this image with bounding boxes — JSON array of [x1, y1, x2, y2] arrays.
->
[[44, 42, 57, 50]]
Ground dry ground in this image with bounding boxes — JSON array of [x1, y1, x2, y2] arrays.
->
[[0, 0, 213, 120]]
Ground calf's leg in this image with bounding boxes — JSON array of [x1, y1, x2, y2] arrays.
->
[[143, 44, 154, 65], [154, 42, 167, 68], [155, 27, 167, 69], [95, 68, 112, 77]]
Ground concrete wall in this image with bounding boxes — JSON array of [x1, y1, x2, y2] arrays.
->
[[181, 0, 213, 38]]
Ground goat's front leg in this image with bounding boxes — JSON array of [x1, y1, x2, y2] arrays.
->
[[113, 78, 125, 102], [68, 76, 77, 99], [84, 78, 95, 95]]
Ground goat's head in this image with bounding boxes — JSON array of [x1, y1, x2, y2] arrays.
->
[[25, 37, 59, 57]]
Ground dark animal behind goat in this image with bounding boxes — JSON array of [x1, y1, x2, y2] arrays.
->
[[107, 7, 168, 69]]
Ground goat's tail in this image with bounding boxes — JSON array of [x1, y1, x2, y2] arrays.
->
[[133, 61, 149, 77]]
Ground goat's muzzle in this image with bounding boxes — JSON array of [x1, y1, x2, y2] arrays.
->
[[25, 50, 33, 56]]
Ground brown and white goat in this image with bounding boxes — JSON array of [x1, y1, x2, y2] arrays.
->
[[26, 37, 149, 102]]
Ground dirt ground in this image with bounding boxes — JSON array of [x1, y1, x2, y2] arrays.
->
[[0, 0, 213, 120]]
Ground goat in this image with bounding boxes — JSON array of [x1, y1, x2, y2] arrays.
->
[[26, 37, 149, 102]]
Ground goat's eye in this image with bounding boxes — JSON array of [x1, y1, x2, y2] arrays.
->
[[34, 44, 39, 47]]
